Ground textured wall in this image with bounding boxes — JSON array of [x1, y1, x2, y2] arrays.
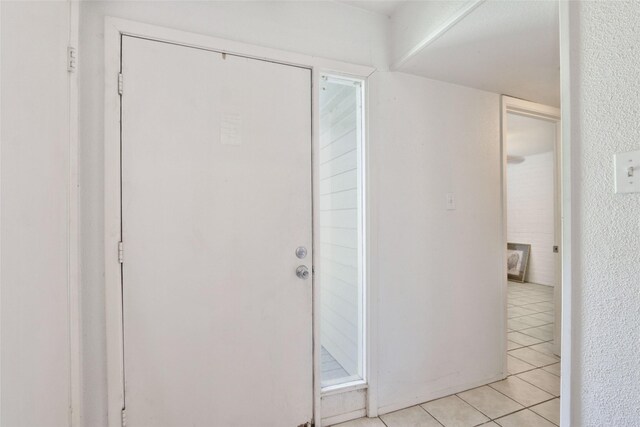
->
[[507, 152, 556, 286], [570, 1, 640, 425]]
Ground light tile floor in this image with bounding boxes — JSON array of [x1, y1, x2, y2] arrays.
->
[[334, 282, 560, 427]]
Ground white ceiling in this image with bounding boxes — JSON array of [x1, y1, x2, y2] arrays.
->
[[338, 0, 405, 17], [397, 1, 560, 107], [507, 112, 556, 158]]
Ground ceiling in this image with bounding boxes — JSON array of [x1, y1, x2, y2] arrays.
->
[[397, 1, 560, 107], [507, 112, 556, 158], [338, 0, 405, 17]]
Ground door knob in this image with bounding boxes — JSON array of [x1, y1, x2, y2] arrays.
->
[[296, 265, 310, 280]]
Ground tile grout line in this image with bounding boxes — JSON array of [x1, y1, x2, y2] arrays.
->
[[527, 398, 561, 426], [516, 327, 554, 341], [507, 345, 560, 376], [514, 373, 561, 398], [482, 385, 559, 424], [507, 353, 559, 368], [491, 406, 558, 427], [415, 404, 447, 427], [454, 390, 504, 423], [377, 415, 389, 427], [487, 378, 556, 406]]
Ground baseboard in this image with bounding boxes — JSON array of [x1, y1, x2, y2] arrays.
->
[[376, 373, 506, 416], [322, 409, 367, 426]]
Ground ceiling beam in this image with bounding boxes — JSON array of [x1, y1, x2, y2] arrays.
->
[[391, 0, 485, 71]]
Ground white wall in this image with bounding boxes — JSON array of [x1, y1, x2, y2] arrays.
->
[[319, 82, 361, 379], [78, 2, 387, 424], [507, 152, 556, 286], [369, 71, 503, 413], [567, 2, 640, 425], [0, 2, 73, 426]]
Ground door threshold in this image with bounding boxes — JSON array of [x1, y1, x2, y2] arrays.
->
[[321, 380, 367, 396]]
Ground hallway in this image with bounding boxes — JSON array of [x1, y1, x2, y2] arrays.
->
[[337, 282, 560, 426]]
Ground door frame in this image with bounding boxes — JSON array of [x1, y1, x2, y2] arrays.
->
[[500, 95, 562, 389], [104, 17, 373, 427]]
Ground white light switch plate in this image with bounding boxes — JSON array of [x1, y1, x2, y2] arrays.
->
[[615, 150, 640, 194], [446, 192, 456, 210]]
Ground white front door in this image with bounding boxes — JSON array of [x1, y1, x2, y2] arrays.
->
[[120, 35, 313, 426]]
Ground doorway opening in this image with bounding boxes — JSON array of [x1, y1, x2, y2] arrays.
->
[[503, 96, 562, 420]]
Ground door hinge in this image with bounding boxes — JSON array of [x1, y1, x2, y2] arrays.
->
[[118, 73, 123, 95], [118, 241, 124, 263], [121, 408, 127, 427], [67, 46, 77, 72]]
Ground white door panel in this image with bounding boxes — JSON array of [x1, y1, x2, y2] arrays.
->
[[121, 36, 312, 426]]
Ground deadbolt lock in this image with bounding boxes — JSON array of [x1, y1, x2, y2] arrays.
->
[[295, 246, 307, 259]]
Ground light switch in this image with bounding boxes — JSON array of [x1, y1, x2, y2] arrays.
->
[[446, 192, 456, 210], [615, 150, 640, 194]]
